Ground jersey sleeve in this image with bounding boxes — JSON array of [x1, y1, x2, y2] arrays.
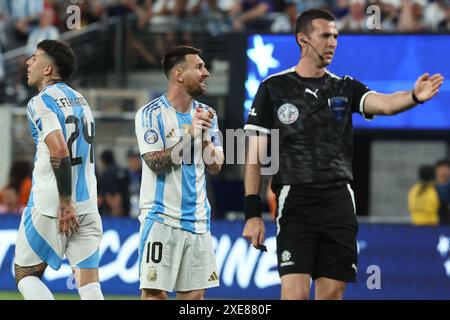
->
[[135, 107, 164, 155], [244, 81, 274, 134], [351, 78, 376, 121], [32, 96, 63, 140]]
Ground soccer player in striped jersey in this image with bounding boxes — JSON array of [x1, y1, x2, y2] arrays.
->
[[135, 46, 224, 300], [14, 40, 103, 300]]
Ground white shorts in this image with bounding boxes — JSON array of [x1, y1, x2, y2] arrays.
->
[[14, 206, 103, 270], [138, 219, 219, 292]]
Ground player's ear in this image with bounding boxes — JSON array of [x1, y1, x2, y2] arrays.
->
[[173, 67, 184, 83], [297, 33, 308, 44], [44, 64, 53, 77]]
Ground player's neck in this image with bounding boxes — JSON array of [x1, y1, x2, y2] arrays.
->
[[296, 59, 326, 78], [38, 76, 63, 92], [166, 88, 193, 114]]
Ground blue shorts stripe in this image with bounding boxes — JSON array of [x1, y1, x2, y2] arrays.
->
[[76, 249, 100, 269]]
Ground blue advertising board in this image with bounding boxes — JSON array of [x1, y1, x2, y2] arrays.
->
[[244, 34, 450, 130], [1, 215, 450, 299]]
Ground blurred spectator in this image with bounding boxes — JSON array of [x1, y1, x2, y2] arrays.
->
[[126, 147, 142, 218], [0, 160, 32, 215], [0, 187, 24, 214], [435, 159, 450, 224], [286, 0, 329, 13], [100, 0, 159, 68], [12, 7, 61, 104], [373, 0, 400, 32], [408, 164, 439, 226], [398, 0, 427, 32], [230, 0, 274, 32], [98, 150, 130, 217], [200, 0, 234, 36], [436, 182, 450, 224], [0, 0, 45, 50], [337, 0, 368, 32], [438, 1, 450, 31], [25, 8, 60, 57], [331, 0, 350, 20], [435, 159, 450, 185], [423, 0, 447, 31], [271, 1, 297, 33]]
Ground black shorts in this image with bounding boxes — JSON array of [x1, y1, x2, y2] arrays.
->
[[274, 184, 358, 282]]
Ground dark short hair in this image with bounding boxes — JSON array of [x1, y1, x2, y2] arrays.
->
[[161, 46, 201, 78], [37, 40, 76, 81], [419, 165, 435, 182], [295, 9, 336, 37], [435, 159, 450, 168], [101, 150, 115, 166]]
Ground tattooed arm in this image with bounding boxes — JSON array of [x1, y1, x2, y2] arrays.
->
[[142, 131, 194, 174], [45, 129, 79, 236], [142, 110, 213, 174]]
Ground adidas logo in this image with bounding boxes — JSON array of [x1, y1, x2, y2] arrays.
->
[[165, 128, 175, 139], [208, 271, 219, 282]]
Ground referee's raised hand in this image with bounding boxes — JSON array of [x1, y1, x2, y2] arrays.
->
[[413, 73, 444, 102]]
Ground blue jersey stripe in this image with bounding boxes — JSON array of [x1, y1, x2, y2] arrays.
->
[[41, 93, 66, 139], [138, 218, 154, 277], [28, 116, 39, 146], [57, 84, 90, 202], [204, 180, 211, 231], [157, 113, 165, 147], [161, 95, 171, 108], [27, 176, 35, 208], [24, 206, 62, 270], [142, 100, 161, 127], [154, 174, 165, 214], [176, 112, 197, 232]]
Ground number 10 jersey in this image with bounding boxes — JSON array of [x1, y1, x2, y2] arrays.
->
[[26, 82, 98, 217]]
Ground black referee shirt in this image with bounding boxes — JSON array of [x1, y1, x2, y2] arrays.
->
[[244, 68, 374, 188]]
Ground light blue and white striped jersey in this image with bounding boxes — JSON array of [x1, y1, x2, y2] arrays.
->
[[135, 94, 222, 234], [1, 0, 44, 19], [27, 82, 98, 217]]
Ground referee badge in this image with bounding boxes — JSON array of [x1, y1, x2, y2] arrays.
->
[[277, 103, 299, 124], [328, 97, 348, 121], [144, 129, 159, 144]]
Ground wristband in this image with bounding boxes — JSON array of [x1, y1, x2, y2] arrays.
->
[[412, 90, 424, 104], [244, 195, 262, 220]]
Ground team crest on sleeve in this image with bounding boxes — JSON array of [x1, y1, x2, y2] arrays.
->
[[328, 96, 348, 121], [277, 103, 299, 124], [144, 129, 159, 144]]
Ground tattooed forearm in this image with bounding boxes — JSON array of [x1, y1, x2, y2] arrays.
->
[[50, 157, 62, 169], [143, 132, 193, 174], [143, 148, 176, 174]]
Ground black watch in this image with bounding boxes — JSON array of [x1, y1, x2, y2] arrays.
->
[[412, 90, 424, 104]]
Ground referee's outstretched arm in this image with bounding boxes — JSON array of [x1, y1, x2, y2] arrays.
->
[[364, 73, 444, 116], [242, 135, 267, 249]]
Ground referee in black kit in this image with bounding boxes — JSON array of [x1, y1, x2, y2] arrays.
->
[[242, 9, 444, 300]]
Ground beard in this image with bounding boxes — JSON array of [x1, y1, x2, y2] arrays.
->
[[187, 84, 205, 98]]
